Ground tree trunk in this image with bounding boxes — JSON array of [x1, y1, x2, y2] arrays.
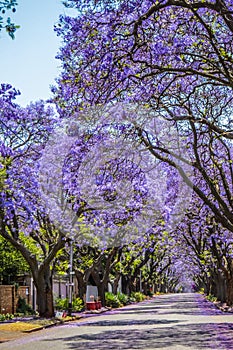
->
[[77, 280, 87, 300], [33, 266, 54, 318], [112, 273, 121, 295], [75, 271, 86, 300], [209, 276, 217, 297], [121, 275, 129, 295], [214, 273, 226, 303], [122, 275, 135, 295], [97, 282, 107, 307], [226, 276, 233, 306]]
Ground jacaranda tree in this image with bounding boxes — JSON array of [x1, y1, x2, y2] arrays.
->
[[53, 0, 233, 229], [51, 0, 233, 302], [0, 84, 69, 317], [176, 194, 233, 303]]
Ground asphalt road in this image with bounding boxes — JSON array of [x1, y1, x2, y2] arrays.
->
[[1, 293, 233, 350]]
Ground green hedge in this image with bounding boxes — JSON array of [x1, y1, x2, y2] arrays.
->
[[54, 297, 84, 312], [0, 313, 14, 321], [105, 291, 147, 308], [131, 292, 146, 302], [117, 292, 129, 305], [105, 292, 121, 308], [16, 296, 34, 315]]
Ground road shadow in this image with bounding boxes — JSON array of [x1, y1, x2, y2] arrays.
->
[[42, 295, 233, 349], [70, 319, 181, 327], [103, 299, 222, 317], [156, 301, 223, 316], [44, 322, 233, 349]]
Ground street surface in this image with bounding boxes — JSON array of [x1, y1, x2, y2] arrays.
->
[[1, 293, 233, 349]]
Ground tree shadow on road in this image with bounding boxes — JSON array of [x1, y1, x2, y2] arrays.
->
[[45, 322, 233, 349], [103, 300, 221, 317], [71, 318, 181, 327], [156, 301, 223, 316]]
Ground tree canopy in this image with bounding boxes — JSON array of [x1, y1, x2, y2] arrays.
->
[[50, 0, 233, 304], [52, 0, 233, 234]]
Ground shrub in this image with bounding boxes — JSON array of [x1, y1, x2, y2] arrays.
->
[[54, 297, 84, 312], [105, 292, 121, 308], [72, 297, 84, 312], [131, 292, 146, 302], [5, 313, 14, 320], [16, 296, 34, 315], [206, 294, 217, 302], [0, 314, 6, 321], [54, 297, 68, 311], [129, 296, 136, 303], [117, 292, 129, 305]]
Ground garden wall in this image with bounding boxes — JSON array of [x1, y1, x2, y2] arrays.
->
[[0, 285, 31, 314]]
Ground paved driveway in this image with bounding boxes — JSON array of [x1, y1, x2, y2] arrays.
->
[[1, 293, 233, 349]]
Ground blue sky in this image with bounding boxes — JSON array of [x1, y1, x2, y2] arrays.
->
[[0, 0, 74, 106]]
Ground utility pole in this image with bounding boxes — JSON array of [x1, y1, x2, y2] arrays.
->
[[68, 240, 74, 316]]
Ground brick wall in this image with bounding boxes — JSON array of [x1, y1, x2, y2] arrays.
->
[[0, 285, 14, 314], [0, 285, 31, 314]]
